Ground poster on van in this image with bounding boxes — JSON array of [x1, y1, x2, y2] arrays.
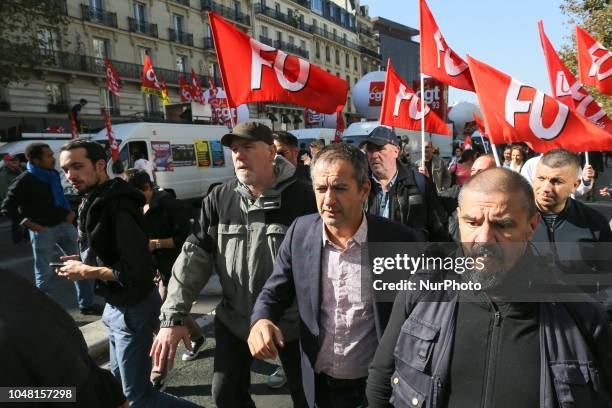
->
[[151, 141, 173, 172], [194, 140, 211, 168], [210, 141, 225, 167], [171, 144, 196, 167]]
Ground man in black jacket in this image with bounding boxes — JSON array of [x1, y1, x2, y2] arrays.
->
[[273, 131, 311, 184], [366, 168, 612, 408], [56, 140, 197, 408], [1, 142, 99, 314], [364, 126, 449, 242]]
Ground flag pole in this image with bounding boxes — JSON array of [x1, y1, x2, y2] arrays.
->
[[480, 133, 488, 154], [420, 73, 426, 165], [585, 152, 590, 167]]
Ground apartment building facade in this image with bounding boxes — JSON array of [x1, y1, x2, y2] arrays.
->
[[0, 0, 381, 137]]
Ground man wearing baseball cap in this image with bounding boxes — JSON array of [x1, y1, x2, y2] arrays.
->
[[364, 126, 449, 241], [152, 121, 315, 407]]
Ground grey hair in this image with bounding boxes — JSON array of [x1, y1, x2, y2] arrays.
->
[[310, 143, 369, 187], [458, 167, 537, 219]]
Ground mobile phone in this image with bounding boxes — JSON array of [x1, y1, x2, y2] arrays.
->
[[49, 262, 65, 268]]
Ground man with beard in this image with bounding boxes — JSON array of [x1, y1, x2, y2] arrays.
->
[[364, 127, 448, 242], [57, 140, 197, 407], [151, 121, 316, 407], [366, 168, 612, 407]]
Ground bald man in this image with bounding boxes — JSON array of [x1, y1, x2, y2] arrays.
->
[[367, 168, 612, 408]]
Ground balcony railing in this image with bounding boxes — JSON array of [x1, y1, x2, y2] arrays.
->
[[274, 40, 309, 59], [359, 45, 381, 60], [358, 26, 377, 40], [289, 0, 311, 8], [50, 0, 68, 15], [259, 36, 273, 46], [128, 17, 158, 37], [254, 4, 312, 34], [173, 0, 190, 6], [81, 4, 117, 28], [168, 28, 194, 46], [36, 48, 216, 87], [312, 26, 360, 51], [201, 0, 250, 26], [100, 107, 121, 116]]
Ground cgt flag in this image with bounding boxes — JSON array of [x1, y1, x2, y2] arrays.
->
[[105, 59, 121, 97], [208, 12, 348, 114], [419, 0, 474, 92], [140, 54, 163, 97], [467, 55, 612, 153], [380, 59, 451, 135], [190, 69, 206, 104], [103, 108, 120, 161], [538, 21, 611, 133], [179, 75, 194, 103], [576, 25, 612, 96], [159, 77, 171, 106]]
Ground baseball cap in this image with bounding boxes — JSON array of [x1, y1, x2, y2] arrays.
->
[[365, 126, 398, 147], [221, 121, 274, 147]]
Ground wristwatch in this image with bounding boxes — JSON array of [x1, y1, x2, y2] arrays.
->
[[160, 319, 184, 328]]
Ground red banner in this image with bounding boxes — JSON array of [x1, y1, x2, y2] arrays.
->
[[69, 111, 79, 139], [539, 21, 611, 133], [576, 25, 612, 96], [141, 54, 162, 96], [103, 109, 119, 161], [209, 12, 348, 114], [335, 112, 345, 142], [190, 69, 205, 104], [380, 59, 451, 135], [419, 0, 474, 92], [179, 75, 194, 103], [467, 55, 612, 153], [105, 59, 121, 97]]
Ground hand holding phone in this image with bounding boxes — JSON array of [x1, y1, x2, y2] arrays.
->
[[49, 262, 65, 269]]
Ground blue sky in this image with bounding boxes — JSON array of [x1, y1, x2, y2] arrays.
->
[[365, 0, 570, 105]]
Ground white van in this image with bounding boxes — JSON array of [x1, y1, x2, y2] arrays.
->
[[342, 121, 454, 160], [92, 122, 235, 201], [289, 128, 335, 149]]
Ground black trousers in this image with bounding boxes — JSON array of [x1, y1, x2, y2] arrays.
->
[[212, 317, 307, 408], [314, 373, 367, 408]]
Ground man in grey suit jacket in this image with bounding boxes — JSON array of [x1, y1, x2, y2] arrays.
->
[[248, 143, 420, 408]]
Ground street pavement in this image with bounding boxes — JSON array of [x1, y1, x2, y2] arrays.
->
[[1, 167, 611, 406]]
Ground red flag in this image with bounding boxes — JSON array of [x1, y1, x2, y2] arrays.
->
[[141, 54, 162, 96], [190, 69, 205, 104], [105, 59, 121, 97], [380, 59, 451, 135], [178, 75, 194, 103], [209, 12, 348, 114], [159, 77, 171, 105], [419, 0, 475, 92], [576, 25, 612, 96], [68, 111, 79, 139], [473, 112, 487, 136], [467, 55, 612, 153], [538, 21, 611, 133], [335, 112, 345, 142], [103, 109, 119, 161]]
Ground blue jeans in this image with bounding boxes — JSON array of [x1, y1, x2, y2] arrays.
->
[[102, 289, 199, 408], [29, 222, 94, 309]]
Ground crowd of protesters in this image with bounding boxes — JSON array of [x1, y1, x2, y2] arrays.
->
[[1, 122, 612, 407]]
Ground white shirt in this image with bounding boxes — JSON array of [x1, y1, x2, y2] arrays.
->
[[133, 158, 155, 182]]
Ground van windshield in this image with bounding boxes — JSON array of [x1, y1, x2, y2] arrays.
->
[[97, 140, 122, 161]]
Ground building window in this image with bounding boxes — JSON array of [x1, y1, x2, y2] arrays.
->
[[134, 2, 146, 23], [345, 52, 349, 68], [276, 31, 282, 43], [311, 0, 323, 15], [89, 0, 103, 10], [300, 39, 306, 51], [335, 49, 339, 65], [288, 35, 294, 45], [46, 83, 66, 112], [354, 56, 358, 70], [275, 2, 280, 14], [144, 94, 161, 115], [323, 23, 327, 34], [93, 37, 110, 60], [328, 3, 334, 19], [139, 46, 151, 63], [340, 10, 346, 25], [261, 25, 268, 38], [325, 45, 330, 62], [172, 14, 184, 33], [101, 88, 118, 113], [38, 28, 59, 53], [312, 19, 317, 28], [315, 42, 320, 58], [176, 55, 187, 73]]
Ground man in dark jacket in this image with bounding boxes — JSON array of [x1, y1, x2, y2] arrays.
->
[[249, 143, 420, 408], [364, 126, 449, 242], [366, 168, 612, 407], [273, 131, 311, 184], [0, 154, 26, 243], [0, 269, 127, 408], [56, 139, 197, 408], [1, 142, 99, 314]]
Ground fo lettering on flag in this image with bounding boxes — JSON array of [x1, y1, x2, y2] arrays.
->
[[105, 59, 121, 97], [576, 25, 612, 96], [179, 75, 194, 103], [419, 0, 474, 92], [468, 55, 612, 153], [539, 21, 611, 133], [208, 11, 348, 114], [380, 59, 451, 135]]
